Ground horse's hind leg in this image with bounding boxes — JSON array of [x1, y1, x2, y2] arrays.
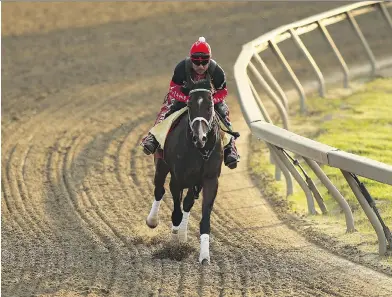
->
[[199, 176, 219, 264], [178, 188, 196, 242], [169, 179, 183, 240], [146, 158, 169, 229]]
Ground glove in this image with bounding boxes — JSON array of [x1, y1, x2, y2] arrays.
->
[[169, 101, 187, 113], [180, 85, 190, 96]]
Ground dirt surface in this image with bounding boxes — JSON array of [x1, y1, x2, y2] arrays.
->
[[2, 2, 392, 297]]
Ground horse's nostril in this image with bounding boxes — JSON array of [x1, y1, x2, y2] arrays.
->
[[202, 136, 207, 142], [192, 135, 197, 142]]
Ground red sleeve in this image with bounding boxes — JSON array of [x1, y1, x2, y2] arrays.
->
[[212, 87, 228, 104], [168, 81, 189, 102]]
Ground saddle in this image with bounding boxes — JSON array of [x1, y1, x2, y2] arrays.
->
[[150, 107, 231, 160], [155, 113, 185, 159], [150, 107, 187, 149]]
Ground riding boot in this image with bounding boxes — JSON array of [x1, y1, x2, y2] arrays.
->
[[224, 137, 240, 169], [215, 101, 240, 169], [140, 95, 171, 155], [141, 132, 160, 155]]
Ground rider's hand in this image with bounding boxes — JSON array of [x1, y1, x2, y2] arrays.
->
[[180, 85, 190, 95]]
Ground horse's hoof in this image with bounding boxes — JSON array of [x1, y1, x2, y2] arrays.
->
[[171, 229, 179, 242], [199, 252, 210, 265], [200, 258, 210, 265], [146, 218, 159, 229]]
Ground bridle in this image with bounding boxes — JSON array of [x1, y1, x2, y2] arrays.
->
[[187, 87, 218, 160], [188, 88, 215, 134]]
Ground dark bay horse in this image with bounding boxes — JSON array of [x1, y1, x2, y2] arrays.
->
[[146, 79, 224, 264]]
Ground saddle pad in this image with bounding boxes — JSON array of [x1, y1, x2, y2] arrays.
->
[[149, 107, 188, 148], [149, 107, 231, 149]]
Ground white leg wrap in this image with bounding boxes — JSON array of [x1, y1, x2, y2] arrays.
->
[[151, 200, 161, 213], [171, 224, 180, 241], [146, 200, 161, 228], [199, 234, 210, 264], [179, 211, 190, 243]]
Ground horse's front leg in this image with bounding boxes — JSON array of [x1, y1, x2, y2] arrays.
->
[[146, 158, 169, 228], [170, 179, 183, 241], [199, 176, 219, 264], [178, 187, 197, 242]]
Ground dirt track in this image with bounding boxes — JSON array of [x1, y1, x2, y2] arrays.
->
[[2, 2, 392, 297]]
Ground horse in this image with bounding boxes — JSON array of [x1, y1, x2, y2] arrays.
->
[[145, 78, 224, 264]]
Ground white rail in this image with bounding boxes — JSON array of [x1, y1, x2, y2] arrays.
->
[[234, 1, 392, 255]]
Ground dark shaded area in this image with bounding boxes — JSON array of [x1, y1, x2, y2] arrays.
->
[[152, 242, 196, 261]]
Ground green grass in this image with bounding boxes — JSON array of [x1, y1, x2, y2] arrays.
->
[[250, 77, 392, 237]]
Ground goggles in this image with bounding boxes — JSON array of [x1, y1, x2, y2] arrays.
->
[[192, 59, 209, 66], [191, 53, 210, 66]]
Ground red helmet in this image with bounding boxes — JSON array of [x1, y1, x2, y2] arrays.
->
[[189, 37, 211, 58]]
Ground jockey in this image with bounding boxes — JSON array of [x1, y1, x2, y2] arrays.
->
[[140, 36, 240, 169]]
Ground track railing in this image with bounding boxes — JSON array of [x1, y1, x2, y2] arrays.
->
[[234, 1, 392, 255]]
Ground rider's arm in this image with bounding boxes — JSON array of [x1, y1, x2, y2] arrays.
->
[[168, 60, 189, 103], [212, 65, 228, 104]]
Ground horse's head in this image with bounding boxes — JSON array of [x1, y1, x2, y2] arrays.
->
[[187, 79, 215, 149]]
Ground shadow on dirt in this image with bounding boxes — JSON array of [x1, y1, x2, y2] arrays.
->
[[152, 242, 196, 261]]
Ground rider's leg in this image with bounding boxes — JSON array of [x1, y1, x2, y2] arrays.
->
[[215, 101, 240, 169], [141, 97, 187, 155], [140, 95, 173, 155]]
